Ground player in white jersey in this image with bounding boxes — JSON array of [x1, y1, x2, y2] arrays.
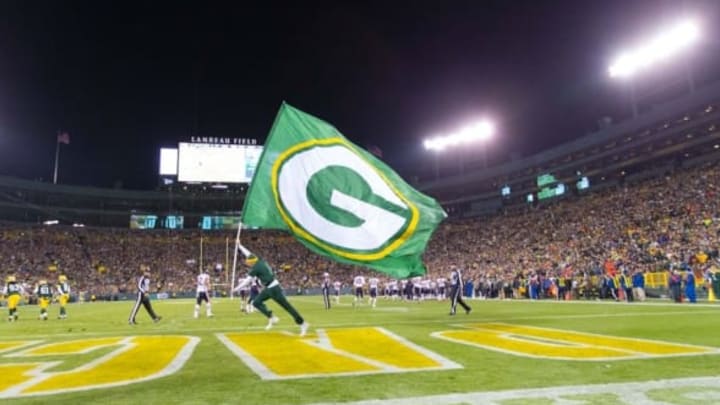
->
[[233, 276, 259, 313], [368, 277, 379, 307], [333, 280, 342, 303], [194, 271, 213, 318], [429, 280, 438, 300], [436, 277, 447, 300], [353, 275, 365, 305], [411, 276, 422, 300], [389, 280, 399, 300], [400, 279, 409, 300], [236, 282, 250, 311], [421, 279, 432, 300]]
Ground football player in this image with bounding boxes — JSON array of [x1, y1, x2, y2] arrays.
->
[[353, 275, 365, 306], [3, 275, 24, 321], [56, 274, 70, 319], [333, 280, 342, 304], [235, 244, 309, 336], [368, 276, 379, 308], [194, 270, 213, 318], [34, 279, 53, 320]]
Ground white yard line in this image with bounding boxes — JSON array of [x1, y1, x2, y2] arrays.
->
[[310, 375, 720, 405]]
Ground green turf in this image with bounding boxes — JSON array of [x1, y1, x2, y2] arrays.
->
[[1, 297, 719, 404]]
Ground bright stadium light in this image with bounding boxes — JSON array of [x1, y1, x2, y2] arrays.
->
[[609, 19, 700, 79], [423, 120, 494, 151]]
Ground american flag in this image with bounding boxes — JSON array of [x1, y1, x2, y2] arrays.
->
[[57, 131, 70, 145]]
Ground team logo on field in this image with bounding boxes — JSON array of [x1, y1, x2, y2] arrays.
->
[[272, 138, 419, 261]]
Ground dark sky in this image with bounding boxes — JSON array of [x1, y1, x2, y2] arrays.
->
[[1, 0, 718, 190]]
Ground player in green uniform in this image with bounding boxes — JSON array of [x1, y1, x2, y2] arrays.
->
[[236, 244, 310, 337], [3, 275, 24, 321], [34, 279, 53, 320]]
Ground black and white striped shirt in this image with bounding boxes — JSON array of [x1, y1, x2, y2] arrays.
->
[[137, 275, 150, 294], [450, 269, 463, 287]]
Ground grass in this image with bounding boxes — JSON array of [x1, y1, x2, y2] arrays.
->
[[1, 296, 719, 405]]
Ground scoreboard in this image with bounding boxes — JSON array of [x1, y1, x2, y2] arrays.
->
[[200, 216, 242, 230], [158, 142, 263, 184], [130, 215, 184, 230], [130, 215, 242, 230]]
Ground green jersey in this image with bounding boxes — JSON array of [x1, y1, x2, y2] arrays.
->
[[36, 283, 53, 298], [249, 259, 276, 287], [4, 281, 21, 296]]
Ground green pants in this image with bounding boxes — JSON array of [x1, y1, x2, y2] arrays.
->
[[253, 285, 304, 325]]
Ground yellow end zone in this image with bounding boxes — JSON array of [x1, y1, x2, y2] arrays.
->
[[432, 323, 720, 361], [0, 363, 49, 393], [0, 336, 199, 399], [218, 327, 461, 380]]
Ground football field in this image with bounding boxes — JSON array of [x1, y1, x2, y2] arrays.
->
[[1, 296, 719, 404]]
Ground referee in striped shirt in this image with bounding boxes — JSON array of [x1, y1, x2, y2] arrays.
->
[[321, 272, 331, 310], [128, 269, 162, 325], [449, 265, 472, 316]]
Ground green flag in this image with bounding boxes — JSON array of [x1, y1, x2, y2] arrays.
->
[[241, 103, 446, 278]]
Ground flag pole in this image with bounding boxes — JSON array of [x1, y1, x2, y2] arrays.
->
[[229, 221, 243, 299], [53, 133, 60, 184], [199, 235, 203, 274], [225, 237, 229, 286]]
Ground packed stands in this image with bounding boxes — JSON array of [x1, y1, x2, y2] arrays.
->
[[1, 158, 719, 301]]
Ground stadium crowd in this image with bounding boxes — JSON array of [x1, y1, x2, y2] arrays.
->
[[1, 161, 720, 302]]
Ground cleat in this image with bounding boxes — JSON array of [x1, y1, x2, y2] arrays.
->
[[300, 322, 310, 337], [153, 316, 162, 323], [448, 312, 456, 316], [466, 308, 472, 315], [129, 321, 137, 325], [265, 316, 279, 330]]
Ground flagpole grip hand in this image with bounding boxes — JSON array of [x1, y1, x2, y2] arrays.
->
[[237, 244, 253, 258]]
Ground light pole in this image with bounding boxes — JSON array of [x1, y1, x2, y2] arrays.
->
[[424, 120, 494, 177], [608, 19, 700, 117]]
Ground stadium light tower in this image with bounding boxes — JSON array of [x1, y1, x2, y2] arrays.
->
[[608, 19, 700, 117], [423, 120, 494, 152], [423, 120, 495, 178]]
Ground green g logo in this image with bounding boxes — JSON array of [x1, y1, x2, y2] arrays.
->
[[271, 138, 419, 261]]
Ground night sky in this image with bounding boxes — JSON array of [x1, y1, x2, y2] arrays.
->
[[1, 0, 718, 190]]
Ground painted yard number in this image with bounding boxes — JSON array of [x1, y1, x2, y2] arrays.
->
[[218, 327, 461, 380], [0, 336, 199, 398], [433, 323, 719, 361], [0, 324, 718, 398]]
